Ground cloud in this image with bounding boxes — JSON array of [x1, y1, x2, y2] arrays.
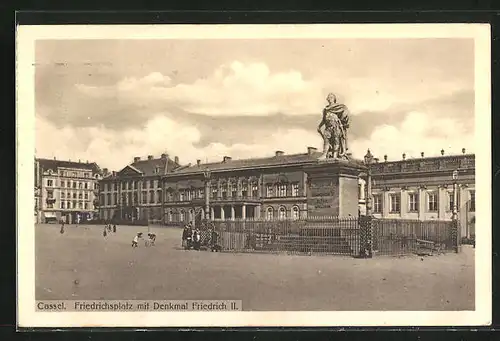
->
[[349, 111, 474, 160], [35, 114, 322, 170]]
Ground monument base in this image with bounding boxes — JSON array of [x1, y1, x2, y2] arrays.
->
[[305, 158, 366, 218]]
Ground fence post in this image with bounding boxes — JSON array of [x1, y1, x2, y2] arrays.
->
[[359, 215, 373, 258]]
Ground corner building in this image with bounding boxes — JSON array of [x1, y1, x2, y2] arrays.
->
[[35, 158, 102, 223]]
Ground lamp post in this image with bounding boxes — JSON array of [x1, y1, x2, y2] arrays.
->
[[203, 170, 211, 221], [452, 170, 458, 221], [364, 149, 374, 216]]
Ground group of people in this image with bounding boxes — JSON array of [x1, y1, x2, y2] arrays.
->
[[132, 231, 157, 248], [102, 223, 117, 237], [181, 221, 221, 252]]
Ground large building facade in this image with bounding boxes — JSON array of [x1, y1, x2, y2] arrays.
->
[[35, 158, 103, 224], [98, 148, 475, 237]]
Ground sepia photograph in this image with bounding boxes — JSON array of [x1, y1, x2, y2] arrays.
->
[[16, 24, 491, 327]]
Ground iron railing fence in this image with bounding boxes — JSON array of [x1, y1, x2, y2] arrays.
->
[[210, 216, 361, 256], [372, 218, 457, 256]]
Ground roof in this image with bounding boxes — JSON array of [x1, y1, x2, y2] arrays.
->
[[37, 158, 101, 174], [104, 156, 181, 179], [171, 152, 325, 175]]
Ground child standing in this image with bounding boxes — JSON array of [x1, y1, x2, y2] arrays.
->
[[132, 233, 139, 248]]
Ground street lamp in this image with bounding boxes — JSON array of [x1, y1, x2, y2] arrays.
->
[[452, 170, 459, 221], [203, 170, 211, 221], [364, 149, 375, 216]]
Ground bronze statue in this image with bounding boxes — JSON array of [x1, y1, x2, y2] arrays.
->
[[317, 93, 350, 159]]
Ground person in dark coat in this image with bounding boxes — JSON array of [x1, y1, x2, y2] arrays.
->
[[192, 227, 201, 251], [112, 224, 117, 233], [182, 224, 190, 249]]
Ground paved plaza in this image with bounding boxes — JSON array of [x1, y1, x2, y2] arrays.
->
[[35, 224, 475, 311]]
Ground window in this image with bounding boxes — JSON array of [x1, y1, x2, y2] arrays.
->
[[73, 193, 77, 199], [373, 194, 382, 213], [252, 182, 258, 197], [59, 171, 65, 177], [61, 192, 65, 199], [47, 202, 54, 209], [266, 207, 274, 220], [241, 182, 248, 197], [78, 193, 83, 199], [47, 179, 53, 187], [389, 194, 401, 213], [167, 211, 173, 222], [85, 193, 89, 200], [266, 185, 273, 198], [197, 189, 203, 198], [212, 186, 218, 199], [179, 210, 185, 222], [150, 191, 155, 203], [113, 183, 117, 191], [72, 182, 77, 189], [113, 193, 118, 205], [122, 182, 126, 190], [78, 182, 83, 189], [428, 192, 438, 212], [278, 184, 287, 197], [84, 173, 89, 178], [292, 206, 300, 220], [179, 191, 184, 202], [67, 202, 71, 209], [470, 190, 475, 212], [84, 203, 88, 209], [292, 183, 299, 197], [106, 193, 110, 205], [408, 193, 419, 212], [60, 202, 65, 209], [150, 180, 154, 188], [61, 181, 65, 188], [47, 190, 53, 199], [278, 206, 287, 220], [229, 183, 236, 197], [156, 190, 161, 204], [221, 186, 227, 199], [189, 209, 194, 222], [78, 202, 83, 209]]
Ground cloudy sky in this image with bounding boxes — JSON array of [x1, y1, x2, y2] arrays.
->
[[35, 38, 475, 170]]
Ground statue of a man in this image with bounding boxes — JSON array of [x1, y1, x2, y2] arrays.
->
[[317, 93, 350, 159]]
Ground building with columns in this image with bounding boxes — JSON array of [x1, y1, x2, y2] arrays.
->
[[97, 148, 475, 238], [35, 158, 102, 224], [366, 150, 475, 238]]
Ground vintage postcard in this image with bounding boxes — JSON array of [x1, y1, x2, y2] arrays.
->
[[16, 24, 491, 328]]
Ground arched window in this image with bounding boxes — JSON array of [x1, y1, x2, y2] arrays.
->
[[278, 206, 287, 220], [179, 210, 185, 222], [266, 207, 274, 220], [292, 206, 300, 220], [167, 211, 173, 222]]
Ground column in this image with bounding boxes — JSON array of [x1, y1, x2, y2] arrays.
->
[[204, 179, 210, 220], [255, 205, 261, 219], [211, 207, 215, 220], [438, 186, 447, 220], [237, 178, 242, 198], [418, 186, 426, 221], [382, 190, 390, 218], [400, 188, 407, 218], [220, 206, 225, 220], [242, 204, 246, 220], [231, 205, 235, 220], [257, 176, 263, 198]]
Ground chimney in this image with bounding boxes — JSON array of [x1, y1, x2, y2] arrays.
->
[[147, 155, 154, 160], [384, 155, 387, 162], [134, 156, 141, 163], [421, 152, 425, 158], [112, 171, 116, 177], [275, 150, 284, 157], [223, 156, 232, 163], [402, 153, 406, 160], [462, 148, 466, 154], [197, 159, 201, 167], [161, 153, 167, 160], [307, 147, 317, 156], [174, 156, 179, 164]]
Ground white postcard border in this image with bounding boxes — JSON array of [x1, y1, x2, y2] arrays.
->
[[16, 23, 492, 328]]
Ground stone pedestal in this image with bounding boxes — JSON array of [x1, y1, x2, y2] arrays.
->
[[305, 159, 365, 218]]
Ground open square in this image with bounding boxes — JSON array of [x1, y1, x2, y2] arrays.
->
[[36, 224, 475, 311]]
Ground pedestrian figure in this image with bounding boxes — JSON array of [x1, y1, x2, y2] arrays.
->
[[147, 232, 156, 246], [182, 224, 191, 249], [132, 233, 139, 248], [103, 226, 107, 237], [113, 224, 117, 233], [60, 221, 65, 234], [193, 228, 201, 251]]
